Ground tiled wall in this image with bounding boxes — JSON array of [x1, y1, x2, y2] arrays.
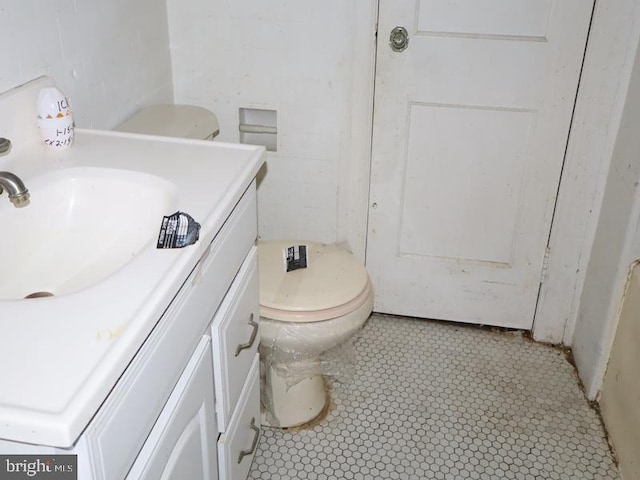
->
[[1, 0, 376, 252], [0, 0, 174, 129], [167, 0, 376, 251]]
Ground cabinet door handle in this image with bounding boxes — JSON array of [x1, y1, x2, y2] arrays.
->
[[237, 417, 260, 464], [235, 313, 259, 357]]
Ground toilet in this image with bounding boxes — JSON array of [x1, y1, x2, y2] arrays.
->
[[117, 105, 373, 428], [258, 240, 373, 427], [115, 104, 220, 140]]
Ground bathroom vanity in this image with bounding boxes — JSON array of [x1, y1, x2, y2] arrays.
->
[[92, 182, 261, 480], [0, 78, 265, 480]]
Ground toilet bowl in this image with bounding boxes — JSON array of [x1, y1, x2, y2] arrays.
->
[[117, 106, 373, 428], [258, 240, 373, 428]]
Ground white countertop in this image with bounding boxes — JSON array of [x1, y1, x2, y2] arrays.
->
[[0, 129, 264, 447]]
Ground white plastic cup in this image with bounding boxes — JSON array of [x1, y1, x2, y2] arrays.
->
[[37, 87, 75, 150], [37, 116, 74, 150]]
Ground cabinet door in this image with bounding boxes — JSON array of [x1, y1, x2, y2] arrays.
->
[[126, 336, 218, 480], [211, 247, 260, 431], [218, 356, 261, 480]]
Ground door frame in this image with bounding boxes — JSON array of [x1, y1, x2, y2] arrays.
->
[[532, 0, 640, 346], [342, 0, 639, 344]]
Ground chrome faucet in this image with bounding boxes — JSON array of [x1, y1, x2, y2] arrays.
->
[[0, 138, 30, 207]]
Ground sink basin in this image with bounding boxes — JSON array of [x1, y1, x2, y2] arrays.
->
[[0, 167, 177, 300]]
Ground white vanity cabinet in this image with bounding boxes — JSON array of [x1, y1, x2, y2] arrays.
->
[[0, 80, 266, 480], [0, 185, 262, 480], [122, 184, 262, 480], [126, 247, 262, 480], [65, 182, 260, 480], [0, 181, 262, 479]]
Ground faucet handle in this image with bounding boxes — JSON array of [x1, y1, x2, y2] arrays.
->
[[0, 138, 11, 155]]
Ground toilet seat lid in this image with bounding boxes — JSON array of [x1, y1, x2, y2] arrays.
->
[[116, 105, 220, 140], [258, 241, 370, 313]]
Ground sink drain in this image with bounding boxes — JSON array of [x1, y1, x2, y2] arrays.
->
[[24, 291, 55, 299]]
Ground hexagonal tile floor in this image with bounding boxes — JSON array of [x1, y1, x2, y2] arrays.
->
[[249, 314, 619, 479]]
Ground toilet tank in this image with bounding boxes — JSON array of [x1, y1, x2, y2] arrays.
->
[[115, 105, 219, 140]]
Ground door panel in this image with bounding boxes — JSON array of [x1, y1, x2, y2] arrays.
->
[[366, 0, 593, 328], [416, 0, 554, 38], [400, 103, 532, 265]]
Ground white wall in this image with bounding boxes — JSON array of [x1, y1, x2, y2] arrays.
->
[[0, 0, 174, 129], [571, 28, 640, 398], [167, 0, 376, 257]]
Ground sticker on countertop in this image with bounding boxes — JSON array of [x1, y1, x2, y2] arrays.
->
[[284, 245, 308, 272], [157, 212, 200, 249]]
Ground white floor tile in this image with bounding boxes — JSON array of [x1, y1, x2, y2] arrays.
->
[[249, 314, 619, 479]]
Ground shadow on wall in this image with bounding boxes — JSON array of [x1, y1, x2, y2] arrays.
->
[[600, 260, 640, 480]]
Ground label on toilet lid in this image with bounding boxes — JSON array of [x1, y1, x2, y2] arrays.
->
[[283, 245, 308, 272], [259, 241, 370, 312]]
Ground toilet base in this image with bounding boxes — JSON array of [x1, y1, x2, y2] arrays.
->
[[261, 362, 328, 428]]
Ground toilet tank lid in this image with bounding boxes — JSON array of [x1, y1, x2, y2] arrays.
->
[[115, 105, 219, 140], [258, 241, 370, 312]]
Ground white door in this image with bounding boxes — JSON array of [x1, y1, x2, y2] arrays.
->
[[366, 0, 593, 328]]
